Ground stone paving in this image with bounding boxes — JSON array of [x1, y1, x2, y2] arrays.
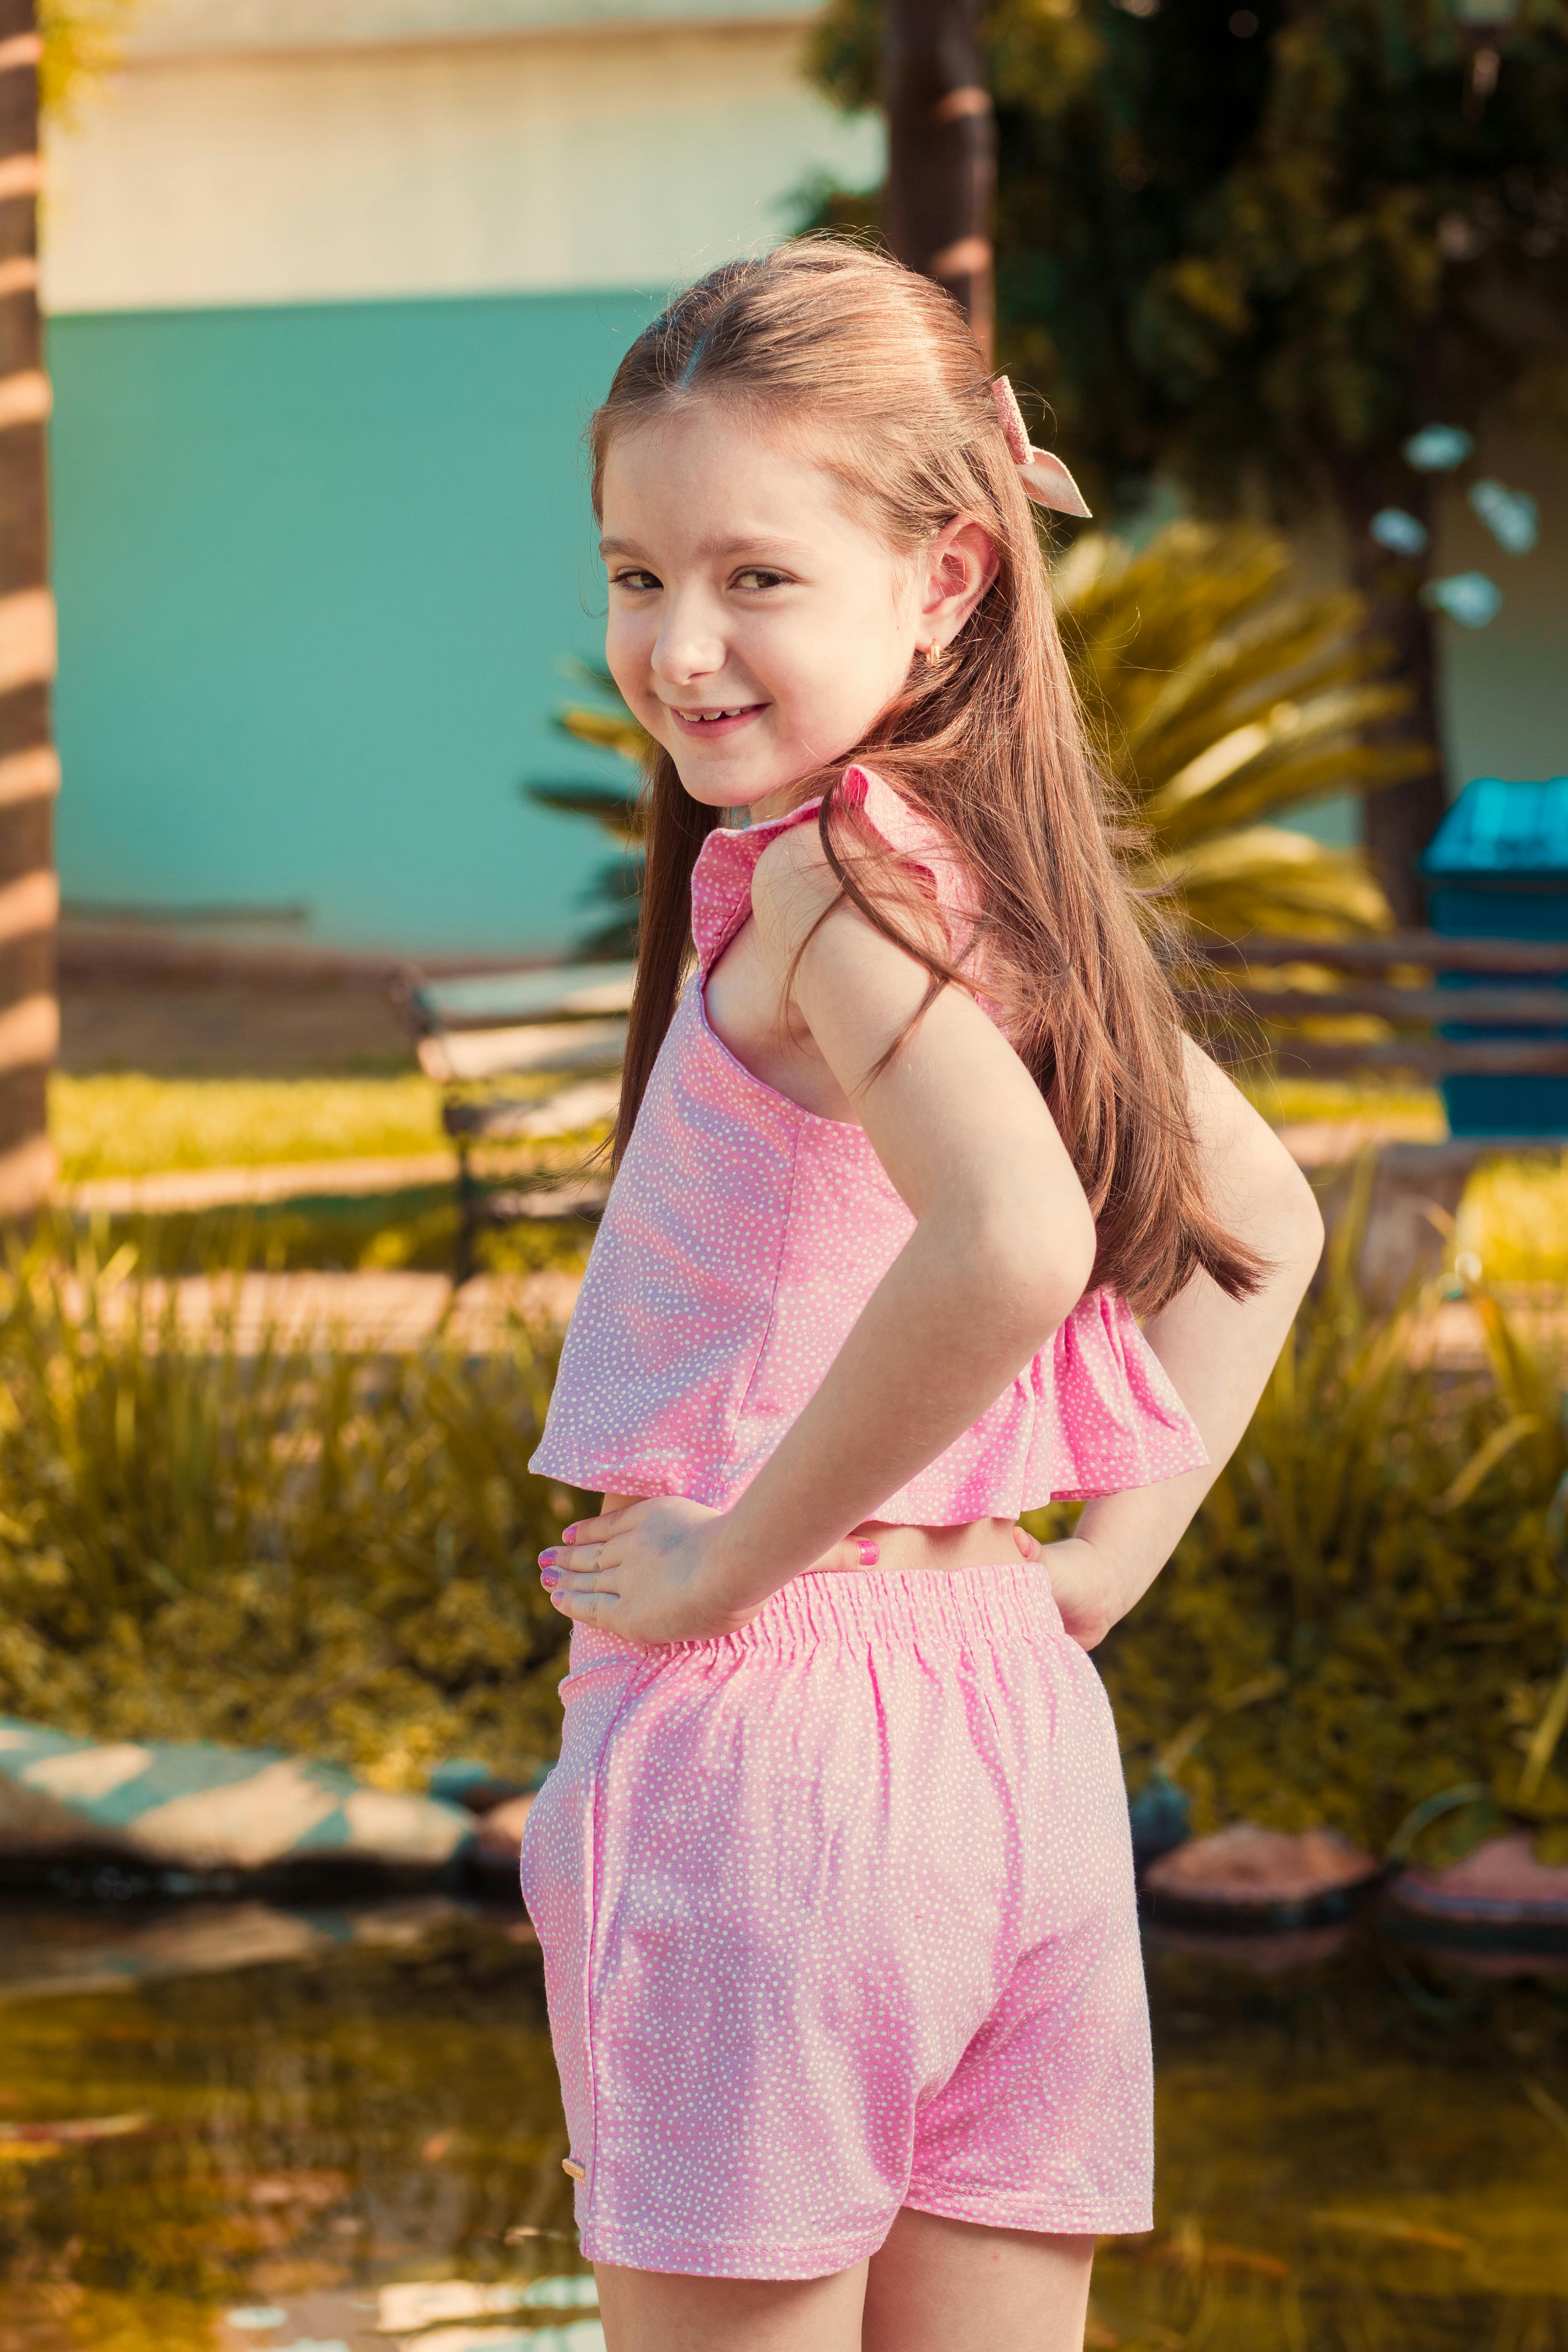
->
[[61, 1267, 582, 1352], [62, 1152, 460, 1215]]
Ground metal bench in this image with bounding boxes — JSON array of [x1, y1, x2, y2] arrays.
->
[[1191, 931, 1568, 1302], [395, 962, 635, 1283]]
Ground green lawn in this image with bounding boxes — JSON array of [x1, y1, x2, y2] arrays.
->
[[51, 1073, 447, 1180]]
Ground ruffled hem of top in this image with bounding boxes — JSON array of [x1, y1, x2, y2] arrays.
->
[[528, 1288, 1206, 1521], [1032, 1286, 1209, 1504]]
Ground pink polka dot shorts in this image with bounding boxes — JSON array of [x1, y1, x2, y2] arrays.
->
[[519, 1561, 1152, 2280]]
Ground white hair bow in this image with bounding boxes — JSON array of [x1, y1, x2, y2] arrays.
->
[[991, 376, 1092, 518]]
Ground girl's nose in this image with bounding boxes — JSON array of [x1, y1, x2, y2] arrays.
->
[[651, 599, 726, 685]]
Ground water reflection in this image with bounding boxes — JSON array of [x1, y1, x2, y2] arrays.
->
[[0, 1902, 1564, 2349]]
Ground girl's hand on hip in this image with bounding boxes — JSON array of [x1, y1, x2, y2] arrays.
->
[[538, 1501, 886, 1643], [537, 1498, 747, 1643], [1011, 1524, 1126, 1651]]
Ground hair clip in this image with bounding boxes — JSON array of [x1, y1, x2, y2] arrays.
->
[[990, 377, 1092, 518]]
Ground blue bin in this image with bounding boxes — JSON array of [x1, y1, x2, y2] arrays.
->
[[1421, 776, 1568, 1137]]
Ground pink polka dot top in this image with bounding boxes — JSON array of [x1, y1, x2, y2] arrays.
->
[[530, 765, 1208, 1522]]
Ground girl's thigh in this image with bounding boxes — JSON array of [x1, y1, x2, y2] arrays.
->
[[862, 2208, 1096, 2352], [594, 2259, 867, 2352]]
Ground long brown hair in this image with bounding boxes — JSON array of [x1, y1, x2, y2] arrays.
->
[[592, 239, 1260, 1314]]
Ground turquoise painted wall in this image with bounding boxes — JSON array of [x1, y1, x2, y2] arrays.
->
[[48, 289, 658, 954]]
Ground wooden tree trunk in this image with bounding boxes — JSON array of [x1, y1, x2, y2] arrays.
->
[[0, 0, 56, 1222], [882, 0, 995, 362], [1336, 467, 1450, 930]]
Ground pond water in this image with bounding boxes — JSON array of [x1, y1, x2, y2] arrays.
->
[[0, 1896, 1564, 2352]]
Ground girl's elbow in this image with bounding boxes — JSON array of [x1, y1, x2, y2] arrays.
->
[[1276, 1156, 1326, 1267], [1251, 1151, 1324, 1289], [1052, 1197, 1099, 1317], [984, 1196, 1095, 1337]]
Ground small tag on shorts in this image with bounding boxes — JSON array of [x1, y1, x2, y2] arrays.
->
[[562, 2156, 587, 2181]]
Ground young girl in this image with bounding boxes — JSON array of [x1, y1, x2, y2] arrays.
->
[[520, 239, 1322, 2352]]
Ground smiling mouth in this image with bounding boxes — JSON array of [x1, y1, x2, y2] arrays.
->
[[668, 703, 767, 734]]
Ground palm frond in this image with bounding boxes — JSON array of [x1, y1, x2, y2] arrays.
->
[[554, 706, 651, 762], [1143, 827, 1393, 941], [1055, 523, 1408, 936], [525, 779, 645, 845]]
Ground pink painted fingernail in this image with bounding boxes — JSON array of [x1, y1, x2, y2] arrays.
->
[[540, 1568, 561, 1590], [856, 1540, 880, 1566], [539, 1549, 561, 1568], [562, 1526, 578, 1544]]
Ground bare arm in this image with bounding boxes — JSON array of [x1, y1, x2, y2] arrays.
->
[[545, 828, 1097, 1639], [1038, 1037, 1323, 1647]]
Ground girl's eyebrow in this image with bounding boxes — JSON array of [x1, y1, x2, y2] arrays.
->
[[598, 534, 812, 562]]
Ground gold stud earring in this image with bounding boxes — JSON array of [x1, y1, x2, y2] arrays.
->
[[925, 641, 943, 670]]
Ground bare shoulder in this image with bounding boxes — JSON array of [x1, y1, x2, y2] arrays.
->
[[749, 818, 845, 951], [751, 809, 948, 976]]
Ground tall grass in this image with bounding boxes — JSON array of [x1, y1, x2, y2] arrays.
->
[[0, 1232, 583, 1784]]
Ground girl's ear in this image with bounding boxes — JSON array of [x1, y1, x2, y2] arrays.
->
[[922, 517, 1001, 644]]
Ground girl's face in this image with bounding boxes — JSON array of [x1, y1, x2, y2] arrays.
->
[[600, 403, 996, 818]]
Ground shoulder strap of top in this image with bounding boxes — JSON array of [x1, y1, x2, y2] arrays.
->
[[838, 766, 982, 946], [689, 766, 979, 975], [689, 794, 824, 975]]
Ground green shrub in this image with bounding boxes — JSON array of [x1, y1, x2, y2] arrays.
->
[[0, 1232, 583, 1785]]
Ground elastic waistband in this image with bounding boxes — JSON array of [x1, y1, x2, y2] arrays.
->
[[676, 1561, 1061, 1663]]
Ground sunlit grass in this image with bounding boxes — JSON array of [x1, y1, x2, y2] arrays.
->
[[1243, 1076, 1446, 1132], [1459, 1152, 1568, 1284], [51, 1073, 447, 1180]]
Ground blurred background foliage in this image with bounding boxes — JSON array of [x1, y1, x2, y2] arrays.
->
[[38, 0, 141, 116], [0, 1233, 590, 1784], [1057, 522, 1422, 937], [807, 0, 1568, 510], [529, 523, 1414, 950]]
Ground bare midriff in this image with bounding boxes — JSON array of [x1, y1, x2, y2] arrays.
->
[[600, 1497, 1023, 1574]]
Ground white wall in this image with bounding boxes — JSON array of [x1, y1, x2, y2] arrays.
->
[[42, 0, 882, 312]]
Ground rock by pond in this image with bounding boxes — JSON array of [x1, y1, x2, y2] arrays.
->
[[1385, 1830, 1568, 1941], [1143, 1822, 1382, 1928], [0, 1718, 495, 1889]]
